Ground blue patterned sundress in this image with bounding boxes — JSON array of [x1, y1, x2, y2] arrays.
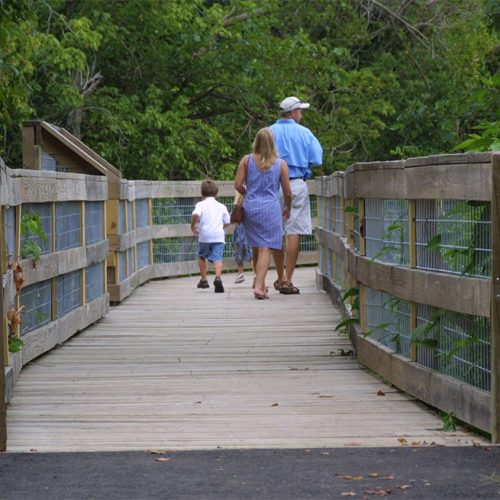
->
[[242, 154, 283, 250]]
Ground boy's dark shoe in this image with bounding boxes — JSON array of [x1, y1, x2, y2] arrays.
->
[[197, 279, 209, 289], [213, 277, 224, 293]]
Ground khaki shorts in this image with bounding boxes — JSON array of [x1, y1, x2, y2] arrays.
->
[[281, 179, 312, 235]]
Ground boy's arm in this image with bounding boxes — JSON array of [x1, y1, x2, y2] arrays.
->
[[222, 209, 230, 229], [191, 214, 200, 235]]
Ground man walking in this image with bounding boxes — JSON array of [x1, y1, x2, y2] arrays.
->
[[270, 96, 323, 294]]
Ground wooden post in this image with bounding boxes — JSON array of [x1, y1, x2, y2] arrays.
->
[[359, 284, 367, 334], [0, 207, 7, 450], [491, 153, 500, 443], [148, 198, 153, 265], [81, 202, 86, 304], [358, 199, 366, 257], [408, 200, 418, 362]]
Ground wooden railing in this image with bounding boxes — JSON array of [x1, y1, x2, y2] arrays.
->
[[314, 152, 499, 441], [0, 163, 318, 399], [3, 144, 497, 442]]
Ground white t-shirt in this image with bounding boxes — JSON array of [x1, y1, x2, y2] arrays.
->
[[192, 197, 230, 243]]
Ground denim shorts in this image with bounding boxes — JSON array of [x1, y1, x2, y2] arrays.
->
[[198, 242, 225, 262]]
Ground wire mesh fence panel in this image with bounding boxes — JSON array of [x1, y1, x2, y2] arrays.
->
[[415, 304, 491, 391], [118, 201, 126, 234], [127, 200, 134, 231], [137, 241, 151, 269], [128, 247, 136, 276], [20, 203, 52, 256], [299, 233, 318, 252], [152, 197, 199, 225], [317, 197, 324, 228], [154, 237, 199, 263], [326, 197, 334, 231], [85, 262, 104, 303], [415, 200, 491, 277], [352, 199, 361, 253], [135, 199, 149, 228], [55, 202, 81, 251], [118, 251, 127, 282], [85, 201, 104, 245], [365, 287, 412, 357], [20, 279, 52, 335], [56, 270, 81, 318], [327, 248, 333, 281], [334, 196, 343, 234], [309, 194, 317, 219], [365, 199, 409, 266], [5, 206, 16, 262], [335, 252, 343, 287], [319, 246, 326, 276]]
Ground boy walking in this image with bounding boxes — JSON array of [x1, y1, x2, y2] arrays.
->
[[191, 179, 230, 293]]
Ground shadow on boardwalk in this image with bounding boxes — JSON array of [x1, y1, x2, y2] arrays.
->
[[7, 268, 490, 452]]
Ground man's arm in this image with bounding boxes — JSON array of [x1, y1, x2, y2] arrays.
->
[[308, 132, 323, 167]]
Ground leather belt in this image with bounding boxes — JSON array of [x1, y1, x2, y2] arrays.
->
[[289, 177, 305, 180]]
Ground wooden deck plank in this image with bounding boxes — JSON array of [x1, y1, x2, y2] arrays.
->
[[6, 268, 488, 451]]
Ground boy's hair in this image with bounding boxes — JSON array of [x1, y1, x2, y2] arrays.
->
[[201, 179, 219, 197]]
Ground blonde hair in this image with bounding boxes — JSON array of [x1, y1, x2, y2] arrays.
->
[[252, 128, 278, 169]]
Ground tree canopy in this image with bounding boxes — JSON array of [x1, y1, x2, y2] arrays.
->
[[1, 0, 499, 180]]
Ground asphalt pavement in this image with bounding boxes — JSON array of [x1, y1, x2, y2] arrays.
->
[[0, 446, 499, 499]]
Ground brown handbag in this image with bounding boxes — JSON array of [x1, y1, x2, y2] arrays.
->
[[230, 192, 244, 223]]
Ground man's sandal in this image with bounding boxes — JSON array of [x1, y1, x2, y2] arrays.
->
[[279, 281, 300, 295], [273, 279, 282, 291]]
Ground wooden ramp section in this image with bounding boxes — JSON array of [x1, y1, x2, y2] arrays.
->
[[7, 268, 487, 451]]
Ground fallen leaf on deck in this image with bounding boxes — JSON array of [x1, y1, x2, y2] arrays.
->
[[377, 390, 386, 396], [340, 492, 358, 497], [146, 449, 167, 454], [368, 473, 379, 478], [271, 402, 279, 407], [399, 484, 412, 490], [397, 437, 408, 444], [155, 457, 171, 462], [364, 488, 391, 496], [341, 475, 364, 481]]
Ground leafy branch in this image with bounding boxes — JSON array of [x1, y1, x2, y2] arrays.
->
[[20, 209, 47, 265]]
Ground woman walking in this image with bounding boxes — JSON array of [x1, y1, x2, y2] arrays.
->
[[234, 128, 292, 299]]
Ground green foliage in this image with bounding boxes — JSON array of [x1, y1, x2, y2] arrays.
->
[[441, 412, 457, 432], [8, 336, 24, 353], [334, 317, 357, 336], [0, 0, 499, 178], [370, 219, 406, 264], [335, 287, 359, 335], [20, 210, 47, 263], [343, 206, 359, 215], [425, 201, 491, 277]]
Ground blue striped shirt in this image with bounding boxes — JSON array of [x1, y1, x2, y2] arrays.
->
[[269, 119, 323, 179]]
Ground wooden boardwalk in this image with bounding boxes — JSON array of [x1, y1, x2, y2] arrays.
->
[[7, 268, 487, 452]]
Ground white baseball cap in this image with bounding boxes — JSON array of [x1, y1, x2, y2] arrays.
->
[[279, 96, 310, 113]]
